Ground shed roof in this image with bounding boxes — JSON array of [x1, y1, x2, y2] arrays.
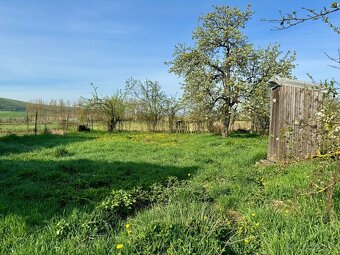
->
[[268, 76, 317, 90]]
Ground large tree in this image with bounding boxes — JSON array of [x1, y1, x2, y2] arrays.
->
[[168, 5, 254, 137], [168, 5, 295, 137]]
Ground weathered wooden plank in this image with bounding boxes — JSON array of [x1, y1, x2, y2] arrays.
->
[[297, 87, 304, 159], [278, 86, 286, 161], [268, 87, 281, 161]]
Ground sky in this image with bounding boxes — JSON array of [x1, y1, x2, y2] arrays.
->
[[0, 0, 339, 101]]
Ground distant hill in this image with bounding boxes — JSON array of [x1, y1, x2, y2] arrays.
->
[[0, 98, 27, 112]]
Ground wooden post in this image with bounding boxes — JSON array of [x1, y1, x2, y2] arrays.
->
[[34, 109, 38, 135], [26, 112, 29, 133], [65, 114, 69, 133]]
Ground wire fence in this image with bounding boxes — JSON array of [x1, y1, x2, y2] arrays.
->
[[0, 115, 252, 135]]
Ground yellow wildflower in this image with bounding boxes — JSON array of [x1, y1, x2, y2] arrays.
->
[[251, 213, 256, 217], [255, 222, 260, 227], [244, 238, 250, 244], [116, 244, 124, 249], [125, 223, 131, 229]]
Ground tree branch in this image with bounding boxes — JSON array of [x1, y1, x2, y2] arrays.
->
[[262, 4, 340, 33], [325, 49, 340, 69]]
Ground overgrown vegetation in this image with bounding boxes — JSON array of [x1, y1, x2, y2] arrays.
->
[[0, 132, 338, 254]]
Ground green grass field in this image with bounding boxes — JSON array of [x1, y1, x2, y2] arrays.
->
[[0, 132, 338, 254], [0, 111, 26, 118]]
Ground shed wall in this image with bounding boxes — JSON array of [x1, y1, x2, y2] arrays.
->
[[268, 85, 323, 162]]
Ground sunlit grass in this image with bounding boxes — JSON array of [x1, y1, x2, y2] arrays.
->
[[0, 132, 338, 254]]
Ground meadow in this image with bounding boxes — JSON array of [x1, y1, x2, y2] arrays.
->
[[0, 131, 338, 254], [0, 111, 26, 118]]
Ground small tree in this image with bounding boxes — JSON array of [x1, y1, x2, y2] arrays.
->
[[125, 78, 166, 131], [85, 84, 126, 132], [164, 96, 182, 132]]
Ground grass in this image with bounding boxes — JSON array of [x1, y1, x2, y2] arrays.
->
[[0, 132, 338, 254], [0, 111, 26, 118]]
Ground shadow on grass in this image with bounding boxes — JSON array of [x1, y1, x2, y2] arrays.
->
[[0, 158, 197, 226], [0, 133, 95, 156], [228, 130, 262, 138]]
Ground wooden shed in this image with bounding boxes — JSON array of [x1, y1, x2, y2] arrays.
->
[[267, 76, 324, 162]]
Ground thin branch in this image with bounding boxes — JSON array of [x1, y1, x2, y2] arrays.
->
[[262, 5, 340, 33], [325, 49, 340, 69]]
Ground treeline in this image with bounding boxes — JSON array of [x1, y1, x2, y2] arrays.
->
[[24, 79, 210, 134]]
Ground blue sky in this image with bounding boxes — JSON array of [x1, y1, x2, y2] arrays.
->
[[0, 0, 339, 101]]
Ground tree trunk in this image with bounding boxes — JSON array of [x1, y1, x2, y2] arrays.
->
[[151, 117, 158, 132], [168, 114, 175, 133], [26, 112, 29, 133], [65, 114, 69, 133], [108, 117, 116, 132], [221, 105, 231, 137]]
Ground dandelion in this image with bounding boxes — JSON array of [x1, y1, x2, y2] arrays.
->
[[125, 223, 131, 229], [244, 238, 250, 244], [251, 212, 256, 217], [116, 244, 124, 249]]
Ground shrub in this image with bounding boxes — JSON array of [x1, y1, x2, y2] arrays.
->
[[316, 80, 340, 155]]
